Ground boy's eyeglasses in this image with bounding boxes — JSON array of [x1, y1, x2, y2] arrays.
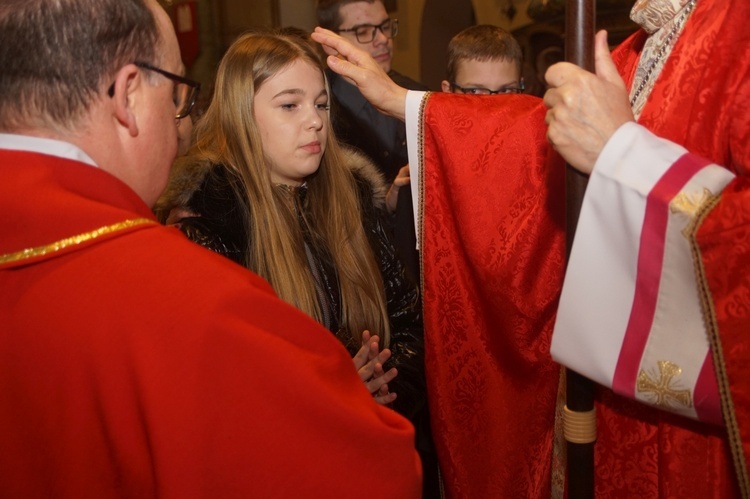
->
[[337, 18, 398, 44], [450, 79, 525, 95]]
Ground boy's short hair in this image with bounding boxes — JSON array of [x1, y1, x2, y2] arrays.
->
[[445, 25, 523, 82], [316, 0, 378, 30]]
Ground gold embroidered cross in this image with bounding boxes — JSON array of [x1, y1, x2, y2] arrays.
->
[[670, 188, 713, 218], [636, 360, 693, 410], [670, 188, 714, 239]]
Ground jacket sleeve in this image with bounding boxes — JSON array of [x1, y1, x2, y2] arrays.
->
[[364, 202, 427, 421], [178, 217, 246, 267], [169, 164, 249, 268]]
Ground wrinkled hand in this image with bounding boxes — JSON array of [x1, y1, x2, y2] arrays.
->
[[385, 165, 410, 213], [311, 27, 408, 121], [352, 330, 398, 405], [543, 30, 634, 174]]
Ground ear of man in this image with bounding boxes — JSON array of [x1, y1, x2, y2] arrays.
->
[[110, 63, 145, 138]]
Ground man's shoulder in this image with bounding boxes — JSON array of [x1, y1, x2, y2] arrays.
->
[[387, 70, 428, 91], [129, 224, 260, 285]]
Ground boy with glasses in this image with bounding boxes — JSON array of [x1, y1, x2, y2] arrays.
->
[[441, 25, 524, 96]]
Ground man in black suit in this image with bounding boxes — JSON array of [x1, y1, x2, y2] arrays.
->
[[316, 0, 427, 183], [316, 0, 425, 285]]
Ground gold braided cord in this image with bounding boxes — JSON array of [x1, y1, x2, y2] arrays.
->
[[417, 91, 433, 294], [563, 405, 597, 444], [0, 218, 156, 265]]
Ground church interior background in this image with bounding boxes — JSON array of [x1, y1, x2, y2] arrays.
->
[[158, 0, 638, 115]]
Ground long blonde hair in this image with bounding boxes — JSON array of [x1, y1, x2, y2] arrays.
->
[[189, 30, 390, 346]]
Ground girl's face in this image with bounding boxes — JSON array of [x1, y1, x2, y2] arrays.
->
[[253, 59, 329, 186]]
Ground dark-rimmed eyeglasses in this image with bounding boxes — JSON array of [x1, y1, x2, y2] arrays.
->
[[450, 79, 525, 95], [336, 18, 398, 44], [107, 61, 201, 120]]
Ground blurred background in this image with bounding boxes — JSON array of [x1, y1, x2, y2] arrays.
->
[[158, 0, 638, 112]]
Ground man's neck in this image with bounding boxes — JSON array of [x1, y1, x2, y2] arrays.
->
[[0, 132, 97, 167]]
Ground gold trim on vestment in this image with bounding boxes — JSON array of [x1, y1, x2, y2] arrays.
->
[[550, 367, 568, 499], [0, 218, 156, 265], [417, 90, 447, 499], [417, 91, 432, 296], [691, 194, 750, 499], [670, 187, 714, 239]]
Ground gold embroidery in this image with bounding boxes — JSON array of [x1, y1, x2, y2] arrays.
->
[[670, 188, 714, 238], [637, 360, 693, 410], [670, 188, 713, 217], [550, 367, 567, 499], [0, 218, 156, 265]]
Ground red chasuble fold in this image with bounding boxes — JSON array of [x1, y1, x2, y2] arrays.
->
[[419, 93, 566, 498], [696, 177, 750, 493]]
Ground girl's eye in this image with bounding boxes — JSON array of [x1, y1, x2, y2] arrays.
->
[[281, 103, 296, 110], [316, 103, 330, 111]]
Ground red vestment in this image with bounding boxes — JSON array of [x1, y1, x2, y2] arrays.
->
[[418, 0, 750, 495], [419, 94, 566, 497], [0, 149, 422, 498]]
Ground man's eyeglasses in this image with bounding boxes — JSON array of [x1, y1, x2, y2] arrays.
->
[[337, 18, 398, 44], [450, 79, 525, 95], [107, 61, 201, 120]]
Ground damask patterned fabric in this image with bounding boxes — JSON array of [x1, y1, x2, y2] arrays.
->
[[417, 0, 750, 496], [419, 93, 566, 498]]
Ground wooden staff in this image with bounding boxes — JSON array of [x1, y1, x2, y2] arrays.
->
[[563, 0, 596, 497]]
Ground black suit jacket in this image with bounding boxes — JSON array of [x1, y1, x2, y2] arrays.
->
[[328, 69, 428, 182]]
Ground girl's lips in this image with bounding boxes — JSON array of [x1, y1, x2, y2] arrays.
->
[[301, 142, 322, 154]]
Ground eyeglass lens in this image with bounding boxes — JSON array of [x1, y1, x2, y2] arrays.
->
[[452, 82, 524, 95], [471, 87, 522, 95], [355, 19, 398, 43], [174, 83, 196, 119]]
